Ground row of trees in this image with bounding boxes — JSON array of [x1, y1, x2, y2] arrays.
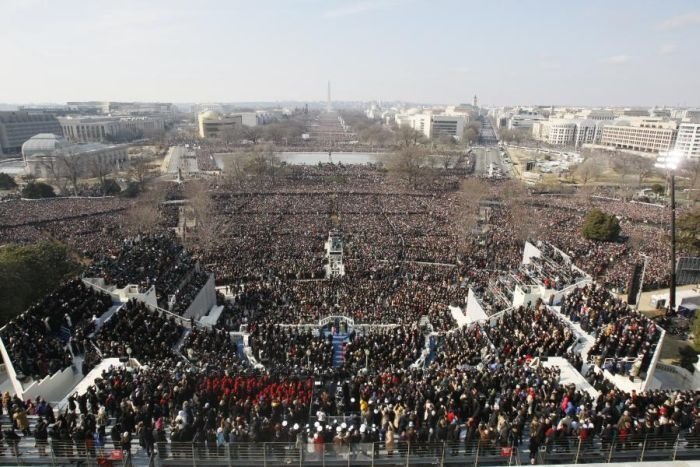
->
[[342, 111, 480, 149], [218, 119, 307, 146], [222, 144, 284, 187]]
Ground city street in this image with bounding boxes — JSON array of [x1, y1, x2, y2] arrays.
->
[[472, 147, 513, 178]]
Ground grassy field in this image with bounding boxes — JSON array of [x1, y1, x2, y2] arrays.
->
[[506, 147, 668, 188]]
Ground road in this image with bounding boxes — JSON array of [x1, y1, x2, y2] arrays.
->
[[477, 115, 499, 146], [472, 147, 513, 178], [164, 145, 198, 175]]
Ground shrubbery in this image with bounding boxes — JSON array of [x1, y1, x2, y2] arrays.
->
[[21, 181, 55, 199], [582, 208, 620, 241]]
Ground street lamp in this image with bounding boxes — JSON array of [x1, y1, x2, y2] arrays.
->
[[655, 150, 685, 315], [364, 348, 370, 370], [126, 346, 133, 369], [306, 349, 311, 368]]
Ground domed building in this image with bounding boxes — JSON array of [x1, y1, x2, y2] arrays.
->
[[22, 133, 129, 179]]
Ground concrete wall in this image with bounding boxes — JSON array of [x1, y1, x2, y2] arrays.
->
[[183, 274, 216, 320], [21, 364, 76, 403], [0, 336, 25, 398], [522, 241, 542, 265], [466, 289, 489, 324], [512, 284, 540, 308]]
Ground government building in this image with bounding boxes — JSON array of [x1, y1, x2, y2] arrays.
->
[[21, 133, 129, 178], [0, 111, 63, 155]]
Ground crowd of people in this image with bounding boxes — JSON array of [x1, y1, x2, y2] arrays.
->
[[562, 285, 661, 375], [248, 324, 334, 375], [0, 280, 112, 380], [92, 300, 185, 363], [1, 157, 699, 463], [488, 303, 577, 360], [85, 233, 206, 313]]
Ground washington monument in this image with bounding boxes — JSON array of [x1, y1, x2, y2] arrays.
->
[[327, 80, 332, 112]]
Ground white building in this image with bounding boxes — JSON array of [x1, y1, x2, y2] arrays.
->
[[59, 116, 165, 143], [395, 111, 465, 140], [431, 114, 465, 139], [532, 119, 601, 146], [674, 122, 700, 158], [22, 133, 129, 178], [508, 113, 546, 130], [572, 109, 616, 121], [491, 107, 548, 130], [599, 117, 678, 154], [66, 101, 177, 119]]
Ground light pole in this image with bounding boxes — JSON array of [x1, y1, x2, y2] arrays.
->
[[306, 349, 311, 368], [655, 150, 685, 315], [364, 348, 370, 370]]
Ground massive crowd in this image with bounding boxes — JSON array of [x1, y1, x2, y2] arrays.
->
[[562, 285, 661, 375], [0, 280, 112, 380], [1, 160, 698, 463], [92, 300, 185, 363]]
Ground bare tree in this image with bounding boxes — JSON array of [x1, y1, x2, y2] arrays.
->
[[242, 126, 264, 144], [55, 151, 83, 196], [574, 157, 603, 186], [463, 128, 479, 146], [237, 144, 281, 181], [435, 134, 456, 148], [684, 159, 700, 189], [398, 126, 425, 147], [223, 154, 248, 189], [575, 184, 596, 207], [221, 126, 242, 145], [628, 156, 655, 186], [90, 158, 111, 194], [386, 145, 428, 188], [183, 180, 221, 251], [129, 155, 154, 189], [40, 153, 69, 195], [432, 152, 456, 169], [454, 178, 491, 235], [611, 152, 635, 183], [125, 182, 166, 233]]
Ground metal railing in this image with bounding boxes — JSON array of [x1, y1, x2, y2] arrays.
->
[[0, 434, 697, 466], [156, 436, 700, 466]]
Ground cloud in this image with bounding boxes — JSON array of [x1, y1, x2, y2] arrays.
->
[[322, 1, 398, 19], [601, 55, 630, 64], [657, 44, 676, 56], [654, 11, 700, 31]]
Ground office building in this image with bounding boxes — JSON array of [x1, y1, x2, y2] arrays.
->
[[508, 113, 546, 130], [674, 123, 700, 159], [431, 115, 465, 139], [66, 101, 177, 119], [491, 107, 547, 130], [573, 110, 616, 121], [532, 119, 600, 146], [22, 133, 129, 178], [599, 117, 677, 153], [59, 116, 165, 143], [0, 111, 63, 155], [395, 111, 465, 140]]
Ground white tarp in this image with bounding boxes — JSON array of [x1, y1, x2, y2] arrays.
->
[[465, 289, 489, 324]]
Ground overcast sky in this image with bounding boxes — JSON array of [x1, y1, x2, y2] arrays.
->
[[2, 0, 699, 107]]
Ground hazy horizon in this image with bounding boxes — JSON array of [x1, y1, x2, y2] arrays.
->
[[3, 0, 700, 107]]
